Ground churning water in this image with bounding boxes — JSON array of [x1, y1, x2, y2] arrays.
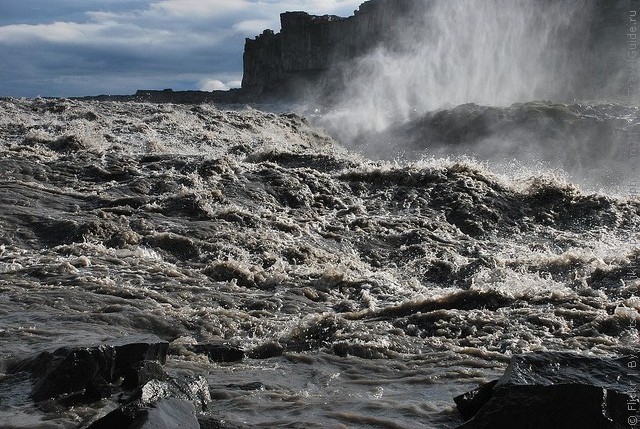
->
[[1, 0, 639, 428], [0, 97, 638, 428]]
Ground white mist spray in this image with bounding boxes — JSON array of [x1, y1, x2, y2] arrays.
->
[[318, 0, 595, 142]]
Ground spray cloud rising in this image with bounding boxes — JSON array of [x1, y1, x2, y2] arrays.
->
[[321, 0, 597, 135], [313, 0, 637, 191]]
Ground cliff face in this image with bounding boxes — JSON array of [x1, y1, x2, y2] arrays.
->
[[242, 0, 633, 102], [241, 0, 419, 96]]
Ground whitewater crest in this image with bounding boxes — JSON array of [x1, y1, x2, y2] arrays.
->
[[0, 98, 638, 428]]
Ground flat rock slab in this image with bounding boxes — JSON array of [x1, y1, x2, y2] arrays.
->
[[88, 398, 198, 429], [454, 352, 640, 429]]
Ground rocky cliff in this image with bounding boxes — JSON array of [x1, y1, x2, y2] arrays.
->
[[241, 0, 419, 97], [242, 0, 633, 102]]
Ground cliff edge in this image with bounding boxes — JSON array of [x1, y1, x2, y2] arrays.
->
[[241, 0, 419, 97], [242, 0, 632, 103]]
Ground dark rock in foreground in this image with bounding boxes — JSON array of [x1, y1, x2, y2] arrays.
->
[[88, 397, 199, 429], [9, 335, 169, 404], [454, 352, 640, 429], [4, 334, 216, 428], [122, 360, 168, 390], [88, 375, 211, 428], [29, 346, 115, 404], [198, 417, 247, 429], [137, 376, 212, 411]]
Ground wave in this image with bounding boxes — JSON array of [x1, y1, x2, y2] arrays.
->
[[0, 98, 638, 427]]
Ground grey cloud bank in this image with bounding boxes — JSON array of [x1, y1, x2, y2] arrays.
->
[[0, 0, 363, 97]]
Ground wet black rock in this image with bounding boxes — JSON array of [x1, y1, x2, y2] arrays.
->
[[137, 376, 212, 412], [199, 416, 247, 429], [90, 373, 211, 428], [87, 401, 143, 429], [122, 360, 168, 390], [111, 337, 170, 374], [454, 380, 497, 421], [454, 352, 640, 429], [144, 400, 199, 429], [88, 397, 199, 429], [28, 346, 115, 404], [193, 343, 244, 363], [9, 336, 169, 404]]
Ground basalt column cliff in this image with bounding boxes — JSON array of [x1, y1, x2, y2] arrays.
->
[[241, 0, 631, 102], [241, 0, 419, 97]]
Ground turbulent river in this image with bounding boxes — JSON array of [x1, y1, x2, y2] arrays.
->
[[0, 98, 639, 428]]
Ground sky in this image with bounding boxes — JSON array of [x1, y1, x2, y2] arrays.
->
[[0, 0, 364, 97]]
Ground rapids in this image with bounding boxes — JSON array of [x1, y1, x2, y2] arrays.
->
[[0, 98, 638, 428]]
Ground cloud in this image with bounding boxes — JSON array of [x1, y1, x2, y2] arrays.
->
[[150, 0, 362, 20], [198, 78, 241, 91], [150, 0, 250, 18], [233, 19, 273, 36], [0, 0, 364, 97], [0, 22, 105, 44]]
